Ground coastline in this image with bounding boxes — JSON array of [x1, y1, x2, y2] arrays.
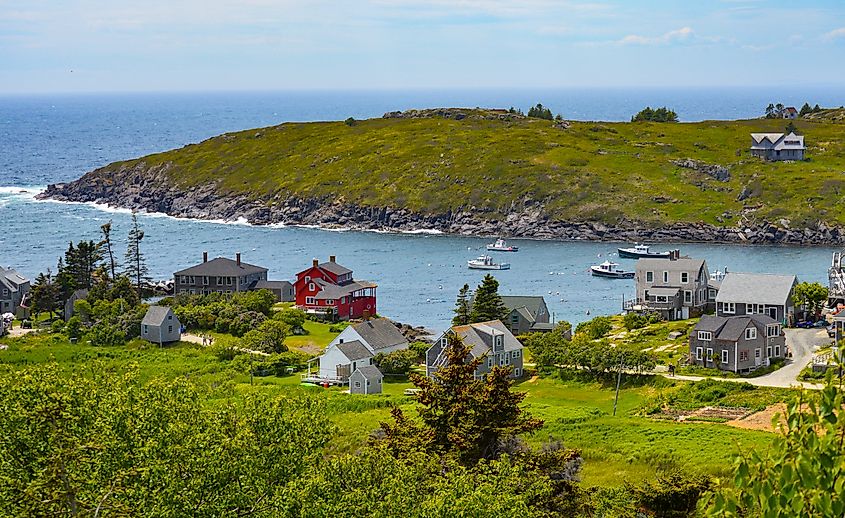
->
[[36, 172, 845, 246]]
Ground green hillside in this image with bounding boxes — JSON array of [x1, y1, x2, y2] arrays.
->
[[107, 110, 845, 227]]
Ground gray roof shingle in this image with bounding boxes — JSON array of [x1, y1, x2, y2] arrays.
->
[[451, 320, 522, 358], [636, 257, 705, 275], [716, 272, 796, 306], [500, 296, 546, 320], [319, 261, 352, 276], [353, 318, 409, 351], [254, 280, 292, 290], [174, 257, 268, 277], [337, 340, 373, 361], [142, 306, 174, 326], [353, 365, 383, 380]]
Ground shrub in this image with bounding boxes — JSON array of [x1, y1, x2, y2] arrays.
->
[[409, 341, 430, 361], [87, 323, 127, 347], [576, 316, 613, 340], [623, 312, 648, 330], [241, 320, 290, 354], [373, 349, 418, 375], [274, 308, 307, 332]]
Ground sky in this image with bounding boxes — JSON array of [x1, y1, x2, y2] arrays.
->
[[1, 0, 845, 93]]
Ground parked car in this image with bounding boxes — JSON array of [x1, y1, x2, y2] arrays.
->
[[796, 320, 815, 329]]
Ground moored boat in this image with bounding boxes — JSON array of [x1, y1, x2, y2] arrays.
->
[[468, 255, 510, 270], [486, 238, 519, 252], [590, 261, 634, 279], [617, 243, 673, 259]]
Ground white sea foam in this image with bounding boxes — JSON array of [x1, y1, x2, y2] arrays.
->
[[0, 185, 45, 200]]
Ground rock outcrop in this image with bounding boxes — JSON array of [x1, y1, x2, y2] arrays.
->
[[38, 160, 845, 246]]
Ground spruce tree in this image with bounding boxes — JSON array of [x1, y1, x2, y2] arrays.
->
[[124, 212, 150, 302], [452, 284, 472, 326], [469, 274, 508, 323], [100, 220, 117, 281], [31, 270, 59, 319]]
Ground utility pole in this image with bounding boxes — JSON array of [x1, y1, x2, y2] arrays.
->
[[613, 353, 624, 416]]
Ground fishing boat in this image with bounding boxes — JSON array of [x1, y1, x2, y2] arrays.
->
[[468, 255, 510, 270], [617, 243, 672, 259], [590, 261, 634, 279], [486, 238, 519, 252]]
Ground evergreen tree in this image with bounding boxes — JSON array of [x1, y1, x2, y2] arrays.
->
[[632, 106, 678, 122], [785, 121, 798, 134], [54, 257, 76, 304], [765, 103, 775, 118], [31, 270, 59, 319], [799, 102, 812, 117], [100, 220, 117, 281], [813, 103, 822, 113], [124, 212, 151, 302], [469, 274, 508, 323], [527, 103, 554, 120], [63, 240, 103, 290], [452, 284, 472, 326]]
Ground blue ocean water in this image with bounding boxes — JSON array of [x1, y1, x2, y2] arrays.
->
[[1, 88, 843, 331]]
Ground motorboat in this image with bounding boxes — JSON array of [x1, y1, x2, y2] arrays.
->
[[590, 261, 634, 279], [486, 238, 518, 252], [468, 255, 510, 270], [617, 243, 672, 259]]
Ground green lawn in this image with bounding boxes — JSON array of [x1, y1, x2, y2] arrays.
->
[[0, 332, 785, 488]]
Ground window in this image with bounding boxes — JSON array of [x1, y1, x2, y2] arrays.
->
[[709, 289, 717, 299], [179, 289, 186, 294], [488, 358, 494, 368], [755, 348, 761, 358], [766, 346, 772, 357], [168, 325, 173, 333], [739, 350, 749, 361], [440, 336, 448, 348], [354, 381, 361, 388], [514, 368, 521, 377], [646, 271, 654, 282], [305, 297, 316, 305], [722, 302, 735, 314], [511, 314, 519, 323], [774, 346, 781, 357], [216, 276, 223, 285], [511, 350, 520, 359], [695, 347, 703, 360], [308, 283, 315, 291], [706, 348, 713, 362], [227, 277, 233, 286], [681, 272, 689, 283], [767, 325, 780, 337], [697, 331, 712, 341], [189, 276, 195, 284], [189, 289, 195, 295], [745, 327, 757, 340], [203, 276, 209, 285], [684, 291, 692, 303], [304, 275, 311, 283], [499, 355, 506, 366], [180, 276, 187, 284], [494, 335, 503, 350], [326, 299, 335, 305], [143, 325, 148, 333], [721, 349, 729, 364], [663, 271, 669, 283], [167, 314, 172, 320]]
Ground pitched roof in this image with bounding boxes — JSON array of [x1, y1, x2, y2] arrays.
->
[[716, 272, 796, 305], [142, 306, 174, 326], [450, 320, 522, 358], [695, 314, 778, 341], [0, 267, 28, 292], [314, 279, 378, 300], [174, 257, 267, 277], [500, 295, 546, 320], [319, 261, 352, 276], [773, 132, 805, 150], [353, 365, 383, 380], [649, 287, 681, 297], [353, 318, 408, 350], [337, 340, 373, 361], [254, 280, 292, 290], [751, 132, 785, 145]]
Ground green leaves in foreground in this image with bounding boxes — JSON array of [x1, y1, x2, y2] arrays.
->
[[703, 371, 845, 517], [0, 365, 332, 516]]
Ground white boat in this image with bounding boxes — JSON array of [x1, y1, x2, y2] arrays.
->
[[617, 243, 672, 259], [468, 255, 510, 270], [590, 261, 634, 279], [486, 238, 518, 252]]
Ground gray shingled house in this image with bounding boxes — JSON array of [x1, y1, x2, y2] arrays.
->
[[63, 289, 88, 321], [627, 253, 711, 320], [349, 365, 384, 395], [174, 252, 268, 296], [499, 295, 553, 335], [0, 266, 31, 318], [141, 306, 181, 345], [715, 272, 797, 325], [689, 314, 785, 373], [312, 318, 408, 381], [426, 320, 525, 379], [750, 132, 805, 161], [253, 280, 295, 302]]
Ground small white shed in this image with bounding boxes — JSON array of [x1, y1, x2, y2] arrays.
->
[[141, 306, 181, 345]]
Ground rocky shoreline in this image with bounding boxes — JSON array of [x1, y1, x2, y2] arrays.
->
[[38, 161, 845, 246]]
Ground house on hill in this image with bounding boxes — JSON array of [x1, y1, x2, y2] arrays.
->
[[174, 252, 268, 295], [625, 253, 711, 321], [294, 256, 377, 320], [311, 317, 409, 381], [715, 272, 797, 325], [0, 266, 30, 318], [782, 107, 798, 119], [426, 320, 524, 379], [689, 314, 785, 373], [141, 306, 181, 345], [750, 132, 805, 161], [499, 295, 554, 335]]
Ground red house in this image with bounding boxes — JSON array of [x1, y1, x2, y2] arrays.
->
[[294, 256, 377, 321]]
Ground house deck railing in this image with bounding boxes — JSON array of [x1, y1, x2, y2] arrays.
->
[[623, 298, 679, 311]]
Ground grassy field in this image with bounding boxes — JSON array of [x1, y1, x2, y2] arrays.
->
[[90, 109, 845, 228], [0, 330, 793, 488]]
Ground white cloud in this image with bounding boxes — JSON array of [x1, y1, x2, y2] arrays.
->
[[619, 26, 693, 45], [824, 27, 845, 40]]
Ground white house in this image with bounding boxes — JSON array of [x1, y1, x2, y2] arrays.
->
[[315, 317, 409, 380], [750, 132, 805, 161]]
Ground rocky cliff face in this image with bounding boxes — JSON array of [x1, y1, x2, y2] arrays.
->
[[39, 160, 845, 245]]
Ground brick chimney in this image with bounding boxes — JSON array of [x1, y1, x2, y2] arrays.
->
[[312, 258, 319, 268], [236, 252, 241, 266], [362, 309, 370, 321], [203, 251, 208, 263], [329, 255, 336, 263]]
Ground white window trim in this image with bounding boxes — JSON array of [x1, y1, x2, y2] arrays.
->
[[721, 349, 729, 364], [684, 290, 692, 303], [681, 272, 689, 283], [745, 328, 757, 340], [706, 348, 713, 362], [697, 331, 712, 341], [722, 302, 735, 314], [305, 296, 316, 305], [646, 271, 654, 282], [663, 271, 669, 283], [695, 347, 703, 360], [755, 348, 761, 358]]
